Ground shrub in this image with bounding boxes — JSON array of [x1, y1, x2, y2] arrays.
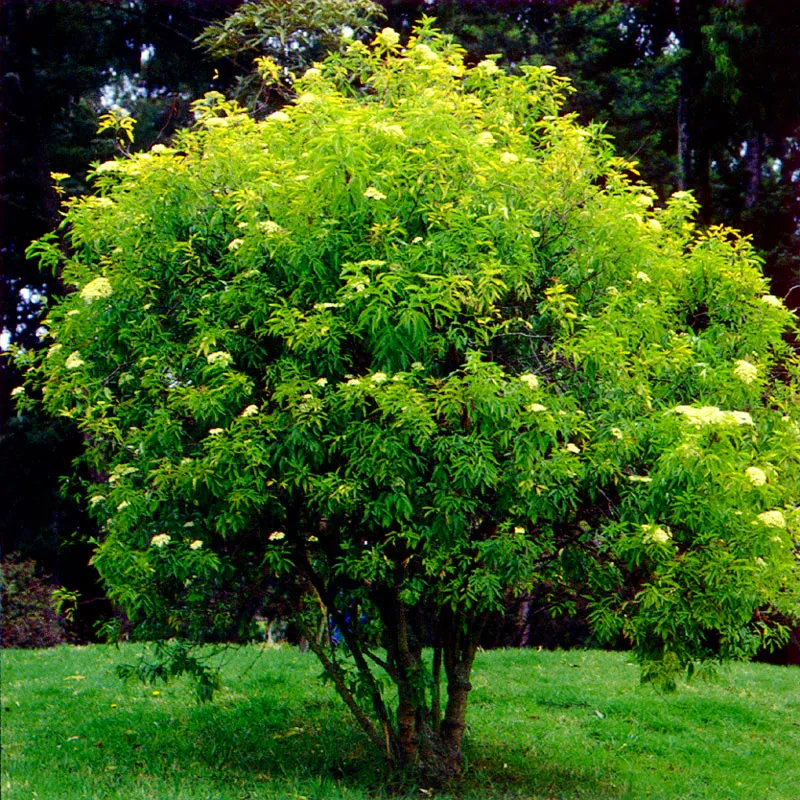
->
[[1, 556, 71, 648], [17, 21, 800, 783]]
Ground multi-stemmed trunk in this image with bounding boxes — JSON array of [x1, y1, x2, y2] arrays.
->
[[382, 601, 482, 784], [296, 565, 482, 785]]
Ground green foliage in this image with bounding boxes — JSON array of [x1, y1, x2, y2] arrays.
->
[[19, 20, 800, 775], [96, 109, 137, 152]]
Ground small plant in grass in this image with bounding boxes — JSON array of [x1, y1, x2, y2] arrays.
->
[[16, 20, 800, 785]]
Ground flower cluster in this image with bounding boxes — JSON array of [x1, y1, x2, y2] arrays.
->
[[151, 533, 171, 548], [80, 277, 113, 302], [377, 27, 400, 48], [674, 405, 753, 427], [519, 373, 539, 390], [477, 59, 500, 75], [642, 524, 671, 544], [756, 510, 786, 529], [206, 351, 233, 368], [108, 464, 137, 484], [257, 220, 283, 235], [745, 466, 767, 487], [65, 351, 85, 370], [364, 186, 387, 201], [733, 359, 758, 384]]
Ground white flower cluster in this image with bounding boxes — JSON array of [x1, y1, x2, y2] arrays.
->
[[94, 160, 124, 174], [413, 43, 439, 62], [108, 464, 137, 484], [269, 531, 285, 541], [477, 59, 500, 75], [500, 152, 519, 164], [476, 131, 495, 147], [206, 351, 233, 368], [65, 351, 85, 369], [674, 405, 753, 427], [760, 295, 783, 308], [377, 27, 400, 48], [745, 466, 767, 487], [80, 277, 113, 302], [756, 510, 786, 529], [373, 123, 405, 140], [257, 220, 284, 235], [733, 359, 757, 384], [364, 186, 387, 201], [151, 533, 171, 548], [519, 373, 539, 390], [642, 524, 671, 544], [240, 404, 259, 418], [189, 540, 203, 550]]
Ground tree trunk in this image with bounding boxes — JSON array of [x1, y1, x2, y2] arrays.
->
[[374, 593, 482, 785], [743, 134, 763, 210], [676, 0, 711, 221]]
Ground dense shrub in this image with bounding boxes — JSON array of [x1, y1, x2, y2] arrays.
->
[[1, 556, 71, 648], [17, 21, 800, 781]]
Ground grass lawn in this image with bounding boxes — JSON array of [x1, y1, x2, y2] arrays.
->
[[1, 644, 798, 799]]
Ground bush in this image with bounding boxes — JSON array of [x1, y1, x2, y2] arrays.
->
[[1, 556, 72, 648], [17, 21, 800, 782]]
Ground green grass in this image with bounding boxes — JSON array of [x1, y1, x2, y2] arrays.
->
[[1, 644, 798, 799]]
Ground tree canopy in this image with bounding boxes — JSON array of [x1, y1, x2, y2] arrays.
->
[[17, 22, 800, 783]]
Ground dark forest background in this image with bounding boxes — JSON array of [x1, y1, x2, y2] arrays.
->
[[2, 0, 798, 647]]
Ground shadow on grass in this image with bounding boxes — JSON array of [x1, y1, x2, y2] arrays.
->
[[79, 688, 629, 799], [461, 738, 628, 800]]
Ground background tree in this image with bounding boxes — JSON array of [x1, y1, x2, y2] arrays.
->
[[195, 0, 383, 114], [19, 25, 800, 782]]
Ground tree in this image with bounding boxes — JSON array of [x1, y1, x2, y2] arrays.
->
[[196, 0, 383, 114], [18, 24, 800, 784]]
